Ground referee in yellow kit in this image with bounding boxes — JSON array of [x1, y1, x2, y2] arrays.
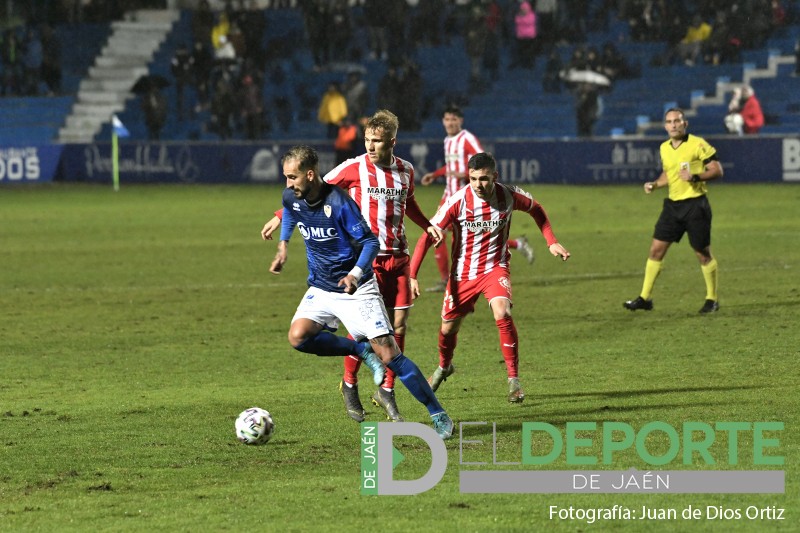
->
[[624, 107, 724, 314]]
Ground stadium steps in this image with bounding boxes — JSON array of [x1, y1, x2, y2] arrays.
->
[[59, 9, 180, 143], [633, 51, 798, 136]]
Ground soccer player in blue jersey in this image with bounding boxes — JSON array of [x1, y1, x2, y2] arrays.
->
[[268, 145, 454, 439]]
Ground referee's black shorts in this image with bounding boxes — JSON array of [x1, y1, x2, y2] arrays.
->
[[653, 195, 712, 250]]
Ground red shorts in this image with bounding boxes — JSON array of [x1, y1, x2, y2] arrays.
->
[[374, 253, 413, 310], [441, 268, 513, 321]]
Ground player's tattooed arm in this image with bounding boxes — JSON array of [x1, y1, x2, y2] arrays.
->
[[270, 241, 288, 274]]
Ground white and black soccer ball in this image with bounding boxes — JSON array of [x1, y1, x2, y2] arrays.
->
[[235, 407, 275, 445]]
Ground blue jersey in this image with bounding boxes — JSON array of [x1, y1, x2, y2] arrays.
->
[[280, 184, 379, 293]]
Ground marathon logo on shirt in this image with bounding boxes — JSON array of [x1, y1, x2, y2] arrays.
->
[[367, 186, 407, 201], [463, 219, 505, 233], [297, 222, 339, 242]]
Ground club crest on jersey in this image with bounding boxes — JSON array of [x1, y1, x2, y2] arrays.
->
[[324, 204, 332, 218], [367, 186, 407, 201], [464, 219, 505, 233]]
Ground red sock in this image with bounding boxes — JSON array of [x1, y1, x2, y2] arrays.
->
[[438, 330, 457, 369], [507, 239, 518, 249], [343, 355, 361, 385], [496, 317, 519, 378], [434, 233, 450, 282]]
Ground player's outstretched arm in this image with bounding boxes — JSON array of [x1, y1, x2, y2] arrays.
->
[[548, 242, 571, 261], [409, 232, 434, 281], [270, 241, 288, 274], [261, 215, 281, 240], [421, 166, 446, 185], [526, 199, 569, 261]]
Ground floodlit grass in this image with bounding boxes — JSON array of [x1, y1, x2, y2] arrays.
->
[[0, 182, 797, 532]]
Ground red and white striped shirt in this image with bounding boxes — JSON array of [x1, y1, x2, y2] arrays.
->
[[430, 182, 535, 281], [323, 153, 416, 255], [441, 129, 483, 200]]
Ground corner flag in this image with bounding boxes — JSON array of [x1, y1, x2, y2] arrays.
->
[[111, 114, 129, 192], [112, 114, 130, 138]]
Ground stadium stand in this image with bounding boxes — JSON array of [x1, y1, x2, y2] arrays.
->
[[1, 1, 798, 145]]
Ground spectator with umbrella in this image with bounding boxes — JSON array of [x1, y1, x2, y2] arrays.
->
[[131, 74, 170, 140], [561, 47, 611, 137]]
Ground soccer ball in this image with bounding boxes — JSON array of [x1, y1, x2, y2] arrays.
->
[[235, 407, 275, 445]]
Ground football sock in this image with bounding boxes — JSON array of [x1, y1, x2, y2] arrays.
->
[[700, 258, 718, 300], [434, 234, 450, 282], [383, 368, 396, 390], [507, 239, 519, 248], [383, 333, 405, 390], [345, 333, 396, 388], [387, 353, 444, 415], [496, 316, 519, 378], [641, 258, 663, 300], [293, 330, 361, 356], [343, 355, 360, 385], [438, 330, 457, 369]]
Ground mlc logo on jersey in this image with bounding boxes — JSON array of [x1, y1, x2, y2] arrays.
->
[[296, 222, 338, 241]]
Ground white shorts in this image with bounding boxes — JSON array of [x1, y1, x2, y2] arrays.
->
[[291, 277, 393, 341]]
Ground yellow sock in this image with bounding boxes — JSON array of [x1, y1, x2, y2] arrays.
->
[[640, 258, 662, 300], [700, 258, 718, 301]]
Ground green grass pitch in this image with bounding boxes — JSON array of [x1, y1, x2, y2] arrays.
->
[[0, 182, 797, 532]]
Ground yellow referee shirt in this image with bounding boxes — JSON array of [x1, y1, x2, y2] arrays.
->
[[660, 134, 717, 201]]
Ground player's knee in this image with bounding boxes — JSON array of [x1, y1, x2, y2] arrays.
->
[[493, 308, 512, 321], [287, 329, 307, 349], [440, 321, 459, 337]]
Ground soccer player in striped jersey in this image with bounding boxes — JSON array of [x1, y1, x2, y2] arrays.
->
[[261, 110, 442, 423], [410, 152, 570, 403], [624, 107, 723, 314], [420, 105, 535, 292], [268, 145, 453, 439]]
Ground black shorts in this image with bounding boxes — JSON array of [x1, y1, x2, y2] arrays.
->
[[653, 195, 712, 250]]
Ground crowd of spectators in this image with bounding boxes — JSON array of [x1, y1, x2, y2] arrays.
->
[[1, 0, 797, 141], [0, 23, 62, 97], [625, 0, 792, 67]]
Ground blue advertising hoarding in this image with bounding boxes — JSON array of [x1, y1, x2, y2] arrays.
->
[[0, 145, 64, 183], [3, 136, 798, 185], [394, 136, 800, 185]]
